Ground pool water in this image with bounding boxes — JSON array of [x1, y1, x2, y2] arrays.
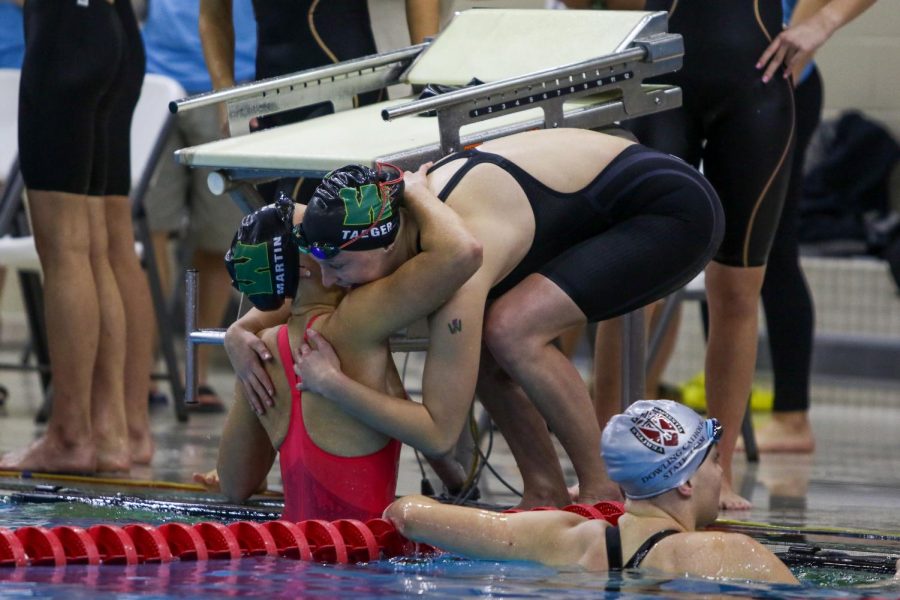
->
[[1, 554, 898, 599], [2, 499, 898, 599]]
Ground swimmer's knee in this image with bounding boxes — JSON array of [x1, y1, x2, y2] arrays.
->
[[483, 308, 524, 363]]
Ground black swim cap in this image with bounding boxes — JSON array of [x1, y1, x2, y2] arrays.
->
[[225, 195, 299, 311], [299, 163, 403, 253]]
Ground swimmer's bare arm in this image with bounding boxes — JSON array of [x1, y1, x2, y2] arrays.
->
[[300, 271, 492, 455], [215, 382, 276, 503], [757, 0, 877, 82], [659, 532, 799, 584], [385, 496, 608, 570], [199, 0, 248, 135], [224, 301, 292, 414], [406, 0, 440, 44], [327, 162, 483, 343]]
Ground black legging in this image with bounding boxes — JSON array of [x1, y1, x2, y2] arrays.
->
[[761, 68, 823, 413], [18, 0, 144, 196], [628, 0, 795, 267]]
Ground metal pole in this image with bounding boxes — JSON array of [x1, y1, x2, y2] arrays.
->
[[620, 308, 646, 411], [381, 47, 647, 121], [185, 269, 199, 405], [170, 44, 427, 114]]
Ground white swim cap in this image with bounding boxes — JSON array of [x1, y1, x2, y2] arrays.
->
[[601, 400, 721, 500]]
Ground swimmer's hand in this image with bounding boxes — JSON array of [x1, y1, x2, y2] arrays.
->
[[192, 468, 268, 494], [757, 12, 834, 83], [192, 468, 221, 492], [294, 329, 343, 396], [225, 322, 276, 415], [403, 162, 434, 204]]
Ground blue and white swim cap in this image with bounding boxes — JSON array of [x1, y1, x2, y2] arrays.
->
[[601, 400, 722, 500]]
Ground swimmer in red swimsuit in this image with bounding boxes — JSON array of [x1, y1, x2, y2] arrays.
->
[[203, 166, 481, 520]]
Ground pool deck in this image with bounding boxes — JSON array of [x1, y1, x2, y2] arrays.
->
[[1, 322, 899, 550]]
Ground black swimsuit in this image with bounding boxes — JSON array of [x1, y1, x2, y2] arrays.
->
[[605, 526, 680, 569], [19, 0, 144, 196], [627, 0, 795, 267], [427, 144, 724, 322]]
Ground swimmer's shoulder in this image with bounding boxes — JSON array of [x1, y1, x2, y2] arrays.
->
[[641, 531, 785, 580]]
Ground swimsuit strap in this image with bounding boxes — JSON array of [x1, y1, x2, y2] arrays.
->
[[279, 314, 324, 388], [428, 149, 483, 201], [605, 526, 623, 570], [624, 529, 680, 569]]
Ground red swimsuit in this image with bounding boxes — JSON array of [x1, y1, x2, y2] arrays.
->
[[275, 322, 401, 521]]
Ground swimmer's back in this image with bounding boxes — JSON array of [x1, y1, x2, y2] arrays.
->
[[450, 129, 634, 194]]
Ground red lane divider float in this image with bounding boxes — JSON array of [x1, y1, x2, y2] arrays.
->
[[229, 521, 277, 557], [124, 523, 173, 563], [194, 522, 242, 560], [0, 528, 26, 567], [51, 526, 99, 565], [298, 520, 348, 564], [14, 526, 65, 567], [158, 522, 209, 561], [89, 525, 139, 565], [0, 500, 625, 569], [263, 520, 312, 561]]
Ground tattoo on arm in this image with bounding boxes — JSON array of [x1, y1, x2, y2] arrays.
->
[[447, 318, 463, 334]]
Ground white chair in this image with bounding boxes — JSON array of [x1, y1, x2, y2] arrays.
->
[[0, 71, 189, 420]]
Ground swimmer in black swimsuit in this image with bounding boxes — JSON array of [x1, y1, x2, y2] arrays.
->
[[384, 400, 799, 584], [590, 0, 796, 510], [2, 0, 155, 474], [277, 128, 723, 508]]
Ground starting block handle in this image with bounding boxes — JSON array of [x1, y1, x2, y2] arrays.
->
[[170, 44, 427, 116], [381, 47, 647, 123]]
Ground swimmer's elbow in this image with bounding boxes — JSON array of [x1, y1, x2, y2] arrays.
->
[[420, 433, 457, 457], [458, 238, 483, 276], [218, 474, 256, 505], [384, 495, 436, 538]]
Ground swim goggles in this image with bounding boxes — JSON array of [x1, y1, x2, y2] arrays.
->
[[293, 162, 403, 260], [706, 418, 723, 443]]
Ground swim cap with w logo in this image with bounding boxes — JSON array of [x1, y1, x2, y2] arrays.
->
[[301, 164, 402, 252], [225, 198, 300, 311]]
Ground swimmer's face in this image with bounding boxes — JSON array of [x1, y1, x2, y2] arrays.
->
[[316, 247, 395, 288], [692, 445, 722, 526]]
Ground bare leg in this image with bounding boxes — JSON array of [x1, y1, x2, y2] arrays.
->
[[476, 347, 570, 508], [705, 261, 766, 510], [751, 411, 815, 453], [85, 195, 131, 472], [484, 275, 619, 505], [106, 195, 155, 464], [0, 191, 99, 473], [556, 324, 585, 360]]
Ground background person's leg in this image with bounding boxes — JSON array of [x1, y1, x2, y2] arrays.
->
[[704, 262, 766, 510], [106, 195, 155, 463], [85, 195, 131, 473], [0, 192, 101, 473], [756, 69, 824, 454]]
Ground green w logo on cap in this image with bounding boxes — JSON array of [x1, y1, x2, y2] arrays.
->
[[340, 184, 393, 226], [231, 242, 273, 295]]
